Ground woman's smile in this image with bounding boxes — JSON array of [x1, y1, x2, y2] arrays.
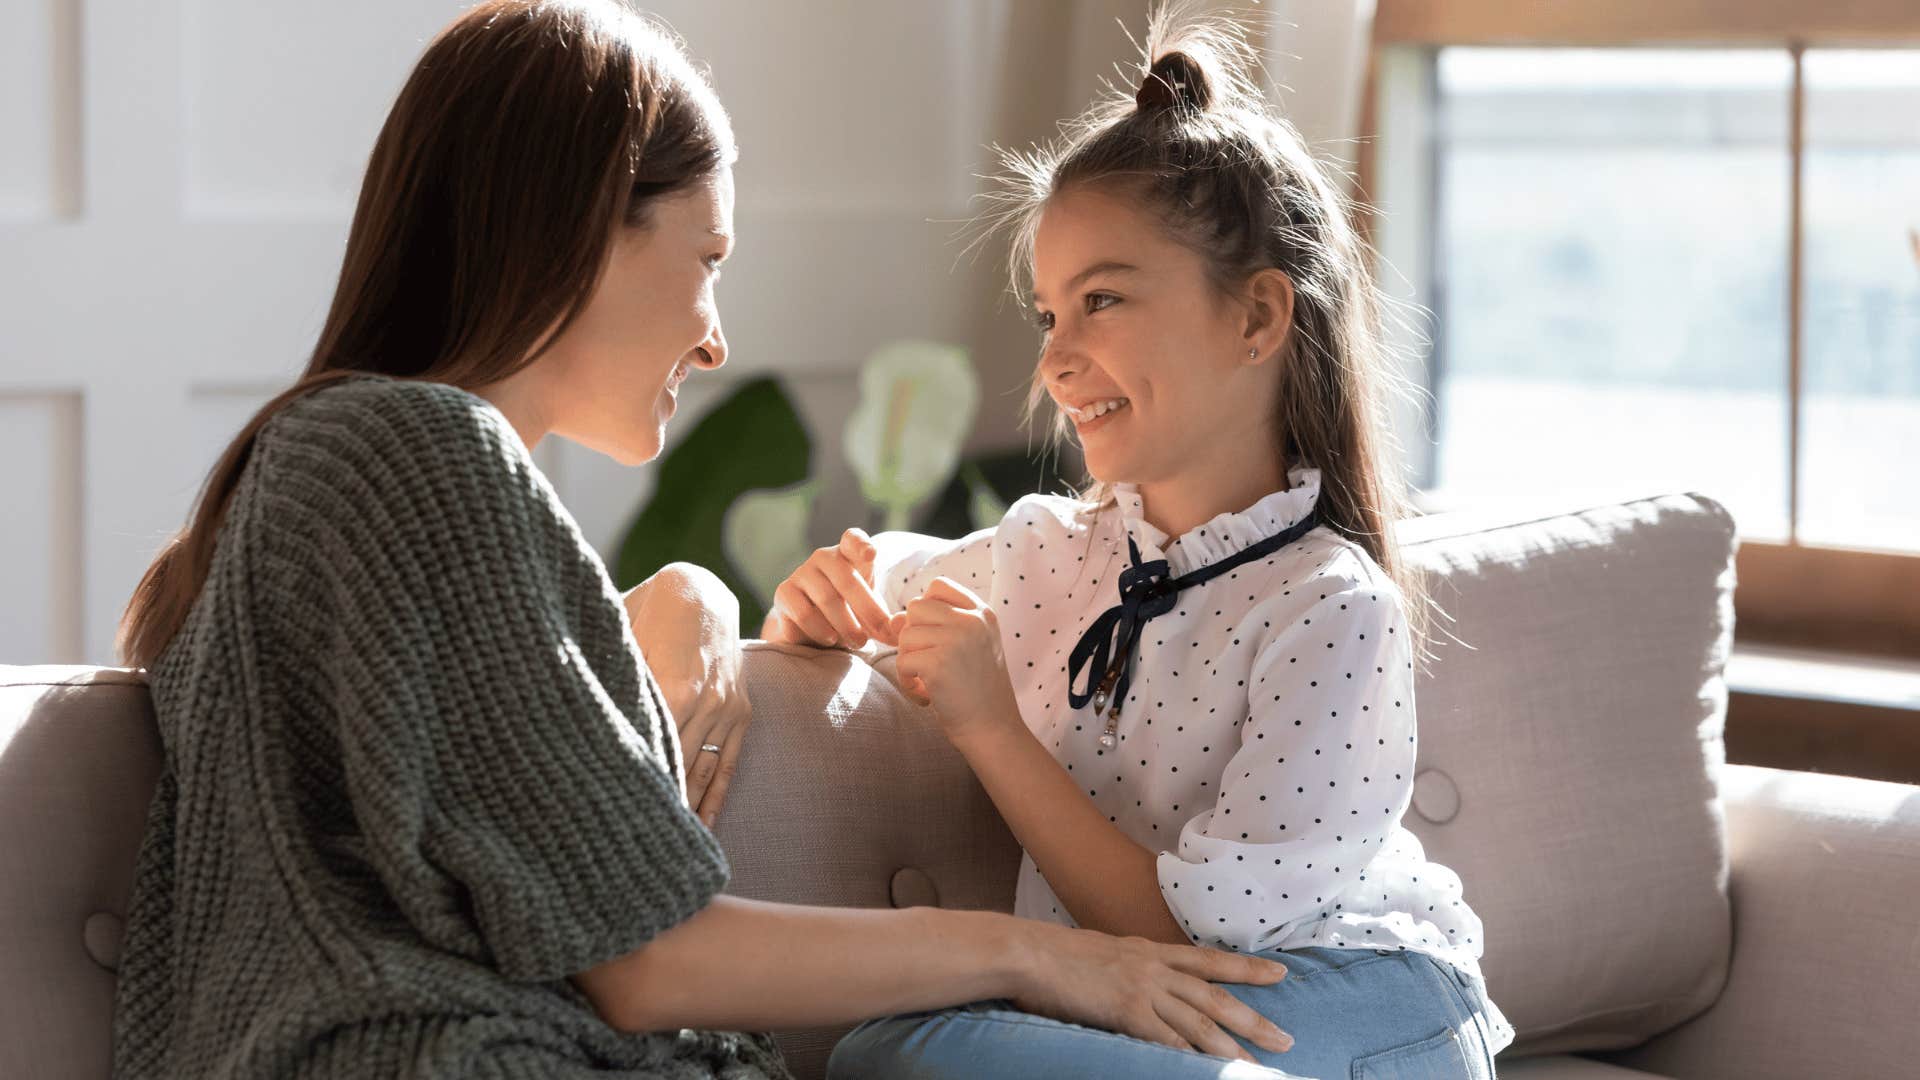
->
[[661, 361, 691, 416]]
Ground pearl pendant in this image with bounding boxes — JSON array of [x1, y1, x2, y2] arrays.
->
[[1098, 731, 1117, 749]]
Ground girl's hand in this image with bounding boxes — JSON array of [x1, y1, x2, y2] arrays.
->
[[893, 577, 1020, 744], [762, 528, 898, 650], [624, 564, 750, 826], [1014, 922, 1295, 1063]]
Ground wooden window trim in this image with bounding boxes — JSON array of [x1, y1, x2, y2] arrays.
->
[[1374, 0, 1920, 48], [1737, 543, 1920, 659], [1359, 3, 1920, 660]]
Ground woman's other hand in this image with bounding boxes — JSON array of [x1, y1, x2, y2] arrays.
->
[[1015, 923, 1295, 1063], [761, 528, 898, 650], [624, 562, 750, 826]]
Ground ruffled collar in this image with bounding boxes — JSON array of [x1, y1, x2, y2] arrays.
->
[[1115, 465, 1322, 576]]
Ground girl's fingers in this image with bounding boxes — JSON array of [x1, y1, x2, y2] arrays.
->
[[922, 576, 981, 609], [895, 624, 955, 654], [892, 654, 934, 705], [758, 610, 792, 642], [894, 649, 924, 680], [817, 551, 896, 643], [1153, 994, 1253, 1063], [904, 595, 963, 626], [1168, 974, 1292, 1054], [695, 702, 750, 827], [838, 528, 877, 575], [795, 566, 866, 647], [771, 581, 839, 647]]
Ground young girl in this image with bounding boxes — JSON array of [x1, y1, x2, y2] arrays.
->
[[764, 10, 1514, 1079]]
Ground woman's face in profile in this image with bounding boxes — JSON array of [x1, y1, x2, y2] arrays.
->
[[538, 168, 735, 466]]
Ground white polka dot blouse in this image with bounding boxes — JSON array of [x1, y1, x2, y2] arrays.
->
[[872, 464, 1514, 1053]]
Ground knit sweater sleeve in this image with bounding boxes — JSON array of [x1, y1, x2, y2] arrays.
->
[[253, 377, 728, 984]]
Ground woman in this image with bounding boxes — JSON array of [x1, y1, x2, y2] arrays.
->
[[108, 3, 1289, 1077]]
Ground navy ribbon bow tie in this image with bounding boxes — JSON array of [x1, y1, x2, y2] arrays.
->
[[1068, 510, 1320, 719]]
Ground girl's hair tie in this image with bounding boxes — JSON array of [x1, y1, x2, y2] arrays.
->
[[1135, 50, 1211, 113]]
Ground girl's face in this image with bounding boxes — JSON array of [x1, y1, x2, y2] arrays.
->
[[507, 170, 735, 465], [1030, 185, 1285, 492]]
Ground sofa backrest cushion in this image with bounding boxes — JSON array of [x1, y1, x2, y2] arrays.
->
[[1397, 493, 1737, 1055]]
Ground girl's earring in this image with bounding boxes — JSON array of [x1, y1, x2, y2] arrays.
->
[[1248, 347, 1258, 359]]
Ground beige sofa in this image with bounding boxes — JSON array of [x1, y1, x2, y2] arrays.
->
[[5, 493, 1917, 1079]]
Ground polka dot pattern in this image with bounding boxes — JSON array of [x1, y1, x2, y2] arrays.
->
[[871, 465, 1497, 995]]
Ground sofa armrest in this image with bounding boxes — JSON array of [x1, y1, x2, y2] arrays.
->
[[706, 643, 1022, 1080], [710, 643, 1021, 912], [1596, 763, 1920, 1080]]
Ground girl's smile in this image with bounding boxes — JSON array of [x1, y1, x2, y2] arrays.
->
[[1058, 395, 1132, 434], [1029, 186, 1292, 537]]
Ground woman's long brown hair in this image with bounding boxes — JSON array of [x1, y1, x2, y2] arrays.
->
[[118, 0, 734, 669]]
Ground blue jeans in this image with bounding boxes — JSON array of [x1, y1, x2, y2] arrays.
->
[[828, 945, 1500, 1079]]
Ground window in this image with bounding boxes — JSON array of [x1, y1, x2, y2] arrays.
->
[[1425, 47, 1795, 540], [1801, 50, 1920, 551], [1366, 1, 1920, 656]]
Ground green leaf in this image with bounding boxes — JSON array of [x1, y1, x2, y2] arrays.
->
[[843, 340, 977, 527], [724, 481, 818, 610], [963, 462, 1009, 532], [614, 376, 811, 629]]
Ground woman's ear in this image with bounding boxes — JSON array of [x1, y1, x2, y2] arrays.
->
[[1240, 268, 1295, 365]]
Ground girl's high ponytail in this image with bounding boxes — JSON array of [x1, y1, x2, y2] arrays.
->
[[1135, 51, 1212, 113]]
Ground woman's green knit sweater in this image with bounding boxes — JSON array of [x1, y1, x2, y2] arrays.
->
[[110, 374, 788, 1079]]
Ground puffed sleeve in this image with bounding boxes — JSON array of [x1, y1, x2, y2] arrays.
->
[[869, 526, 997, 610], [1155, 572, 1418, 952]]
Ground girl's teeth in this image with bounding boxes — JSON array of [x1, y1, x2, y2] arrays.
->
[[1078, 398, 1127, 419]]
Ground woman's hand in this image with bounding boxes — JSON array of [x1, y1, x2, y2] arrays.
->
[[1015, 922, 1295, 1063], [893, 577, 1021, 745], [761, 528, 898, 650], [624, 563, 750, 826]]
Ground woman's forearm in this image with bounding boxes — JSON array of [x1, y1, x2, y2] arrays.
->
[[953, 723, 1191, 946], [573, 894, 1031, 1033]]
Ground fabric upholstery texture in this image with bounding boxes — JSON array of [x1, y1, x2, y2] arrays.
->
[[7, 492, 1916, 1080]]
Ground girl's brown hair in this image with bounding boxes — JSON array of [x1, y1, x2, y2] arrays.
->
[[981, 3, 1434, 657], [118, 0, 734, 669]]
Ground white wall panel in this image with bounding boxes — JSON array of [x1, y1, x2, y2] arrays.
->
[[82, 386, 198, 664], [0, 0, 82, 220], [657, 0, 994, 216], [0, 393, 82, 663], [184, 384, 275, 490], [182, 0, 465, 219]]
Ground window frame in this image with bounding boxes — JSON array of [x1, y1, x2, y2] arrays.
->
[[1362, 0, 1920, 659]]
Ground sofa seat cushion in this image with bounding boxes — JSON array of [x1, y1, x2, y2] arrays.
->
[[1500, 1053, 1675, 1079]]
